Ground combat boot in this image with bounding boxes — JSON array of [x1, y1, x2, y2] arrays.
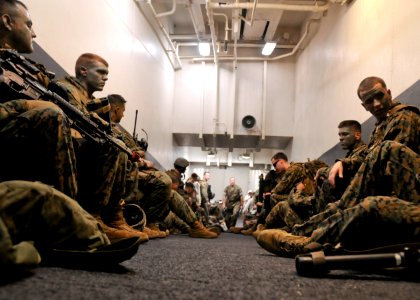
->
[[229, 226, 243, 234], [256, 229, 312, 257], [252, 223, 265, 239], [188, 221, 218, 238], [143, 223, 167, 239], [103, 208, 149, 243]]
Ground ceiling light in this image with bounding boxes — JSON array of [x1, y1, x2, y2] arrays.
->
[[198, 42, 210, 56], [262, 42, 276, 56]]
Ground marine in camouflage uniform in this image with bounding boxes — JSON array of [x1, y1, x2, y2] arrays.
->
[[264, 160, 328, 229], [223, 177, 244, 228], [0, 180, 110, 272], [266, 122, 368, 232], [257, 77, 420, 256], [55, 74, 128, 223]]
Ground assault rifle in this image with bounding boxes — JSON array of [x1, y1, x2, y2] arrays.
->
[[0, 49, 139, 161], [295, 246, 420, 277], [132, 109, 148, 151]]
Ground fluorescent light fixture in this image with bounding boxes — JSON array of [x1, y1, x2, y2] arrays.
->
[[262, 42, 276, 56], [199, 42, 210, 56]]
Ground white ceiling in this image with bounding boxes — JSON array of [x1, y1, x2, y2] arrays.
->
[[135, 0, 351, 69]]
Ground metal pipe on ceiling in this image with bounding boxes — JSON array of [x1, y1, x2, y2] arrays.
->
[[207, 0, 330, 12]]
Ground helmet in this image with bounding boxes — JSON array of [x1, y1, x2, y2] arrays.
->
[[174, 157, 189, 168]]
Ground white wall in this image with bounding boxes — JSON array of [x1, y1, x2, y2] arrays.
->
[[292, 0, 420, 161], [174, 59, 295, 140], [25, 0, 176, 168]]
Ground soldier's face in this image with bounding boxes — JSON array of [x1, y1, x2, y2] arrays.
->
[[83, 60, 109, 93], [4, 4, 36, 53], [338, 126, 359, 150], [113, 104, 125, 123], [360, 83, 392, 121]]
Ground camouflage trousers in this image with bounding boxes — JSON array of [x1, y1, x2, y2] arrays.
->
[[292, 141, 420, 238], [225, 202, 241, 228], [0, 107, 78, 199], [137, 170, 172, 223], [75, 139, 127, 221], [163, 211, 189, 232], [169, 190, 197, 226], [0, 181, 109, 269], [311, 196, 420, 249], [265, 168, 345, 231]]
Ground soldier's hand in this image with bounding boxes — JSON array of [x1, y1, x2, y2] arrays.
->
[[328, 161, 343, 187]]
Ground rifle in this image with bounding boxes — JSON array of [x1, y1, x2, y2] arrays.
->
[[132, 109, 148, 151], [295, 246, 420, 277], [0, 49, 139, 161]]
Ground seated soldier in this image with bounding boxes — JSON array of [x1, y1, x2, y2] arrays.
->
[[51, 54, 148, 242], [108, 94, 217, 239], [0, 181, 140, 278], [260, 120, 367, 233], [256, 76, 420, 256], [250, 153, 327, 236]]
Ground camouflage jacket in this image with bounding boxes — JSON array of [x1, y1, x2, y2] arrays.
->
[[337, 140, 368, 177], [368, 101, 420, 155], [224, 184, 243, 207], [0, 51, 54, 126], [111, 122, 146, 168], [55, 76, 111, 128], [271, 160, 328, 203]]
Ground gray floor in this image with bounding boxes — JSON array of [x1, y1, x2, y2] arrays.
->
[[1, 233, 419, 300]]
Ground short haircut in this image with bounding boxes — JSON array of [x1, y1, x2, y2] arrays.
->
[[357, 76, 387, 99], [0, 0, 27, 13], [191, 173, 199, 180], [185, 182, 194, 189], [338, 120, 361, 132], [107, 94, 127, 106], [271, 152, 288, 162], [75, 53, 108, 77]]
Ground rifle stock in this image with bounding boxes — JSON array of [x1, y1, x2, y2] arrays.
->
[[0, 49, 139, 161]]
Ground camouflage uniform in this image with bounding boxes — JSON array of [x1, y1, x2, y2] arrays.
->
[[55, 76, 127, 220], [224, 184, 243, 228], [0, 180, 109, 270], [267, 141, 368, 231], [264, 160, 328, 229], [290, 102, 420, 250], [0, 54, 78, 199]]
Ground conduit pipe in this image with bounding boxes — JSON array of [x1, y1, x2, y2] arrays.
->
[[207, 0, 330, 12], [135, 0, 182, 70], [205, 0, 219, 64], [261, 60, 267, 141], [238, 0, 258, 27], [146, 0, 176, 18]]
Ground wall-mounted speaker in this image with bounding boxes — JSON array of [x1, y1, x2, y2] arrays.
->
[[242, 115, 256, 129]]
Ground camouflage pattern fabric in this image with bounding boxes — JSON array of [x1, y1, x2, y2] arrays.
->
[[224, 184, 243, 209], [168, 190, 197, 225], [0, 181, 109, 269], [55, 77, 128, 219], [311, 195, 420, 250], [0, 102, 78, 200], [265, 160, 328, 228], [137, 170, 172, 223], [224, 184, 243, 227]]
